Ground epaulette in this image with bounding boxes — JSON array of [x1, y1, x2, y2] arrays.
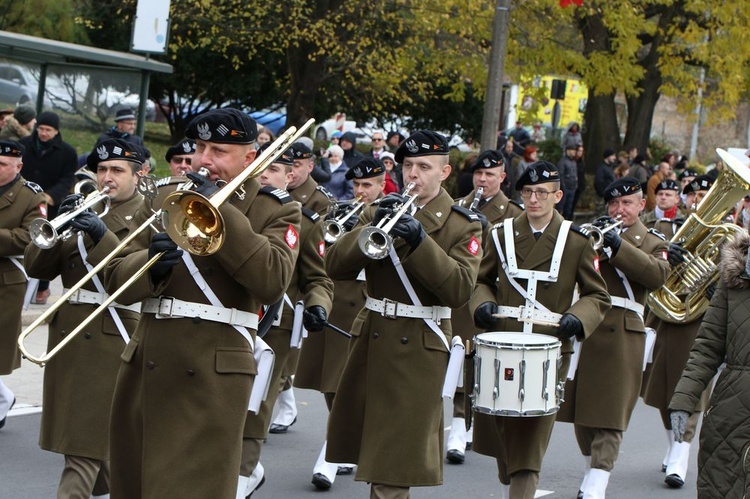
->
[[24, 181, 43, 194], [301, 207, 320, 222], [648, 228, 667, 241], [453, 198, 466, 207], [155, 176, 183, 188], [509, 200, 524, 210], [451, 205, 482, 223], [570, 225, 592, 239], [259, 185, 292, 204], [316, 185, 335, 201]]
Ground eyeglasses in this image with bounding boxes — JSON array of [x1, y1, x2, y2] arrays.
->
[[171, 157, 192, 165], [520, 188, 555, 200], [372, 138, 384, 142]]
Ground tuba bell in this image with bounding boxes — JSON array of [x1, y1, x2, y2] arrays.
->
[[648, 148, 750, 323]]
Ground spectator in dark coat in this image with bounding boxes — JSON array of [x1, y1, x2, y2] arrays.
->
[[508, 121, 531, 157], [340, 131, 364, 165], [594, 148, 617, 216], [97, 108, 144, 147], [556, 143, 579, 220]]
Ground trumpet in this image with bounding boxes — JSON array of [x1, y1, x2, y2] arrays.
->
[[18, 119, 316, 366], [323, 195, 365, 244], [358, 182, 418, 259], [29, 187, 111, 249], [579, 215, 623, 250]]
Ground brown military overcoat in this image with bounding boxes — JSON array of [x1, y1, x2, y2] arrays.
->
[[103, 178, 300, 499], [325, 187, 482, 487]]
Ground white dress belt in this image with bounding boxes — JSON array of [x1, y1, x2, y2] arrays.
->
[[610, 296, 645, 316], [141, 296, 259, 329], [495, 305, 563, 325], [365, 296, 451, 324], [64, 288, 142, 313]]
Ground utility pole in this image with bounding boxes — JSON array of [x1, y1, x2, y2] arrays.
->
[[480, 0, 511, 151]]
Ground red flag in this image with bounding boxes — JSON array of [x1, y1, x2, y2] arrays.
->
[[560, 0, 583, 6]]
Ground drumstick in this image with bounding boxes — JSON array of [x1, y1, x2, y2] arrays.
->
[[303, 310, 353, 338], [491, 313, 560, 328]]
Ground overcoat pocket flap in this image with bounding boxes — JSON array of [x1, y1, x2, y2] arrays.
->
[[216, 347, 257, 375]]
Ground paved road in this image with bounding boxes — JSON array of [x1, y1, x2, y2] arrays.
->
[[1, 279, 699, 497]]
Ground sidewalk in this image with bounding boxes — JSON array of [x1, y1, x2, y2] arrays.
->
[[7, 276, 63, 415]]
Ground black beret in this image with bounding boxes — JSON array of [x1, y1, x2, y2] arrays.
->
[[515, 161, 559, 190], [291, 142, 313, 159], [258, 142, 293, 166], [683, 174, 713, 195], [185, 108, 258, 144], [165, 139, 196, 162], [603, 148, 616, 158], [678, 168, 698, 180], [394, 130, 449, 163], [386, 130, 405, 143], [0, 140, 24, 157], [87, 138, 144, 171], [655, 179, 680, 193], [471, 150, 505, 173], [346, 157, 386, 180], [603, 177, 642, 202]]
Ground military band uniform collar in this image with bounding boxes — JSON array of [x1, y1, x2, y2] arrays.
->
[[290, 175, 318, 206], [414, 187, 453, 235]]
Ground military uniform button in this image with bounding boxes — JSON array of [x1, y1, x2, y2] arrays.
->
[[401, 337, 408, 344], [373, 332, 379, 339], [147, 361, 156, 370], [186, 369, 195, 376], [60, 330, 66, 337], [84, 332, 91, 339], [609, 327, 615, 332], [543, 283, 550, 289], [192, 317, 202, 324]]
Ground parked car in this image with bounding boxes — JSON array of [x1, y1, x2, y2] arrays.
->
[[0, 63, 50, 107], [250, 109, 286, 136], [313, 113, 358, 141]]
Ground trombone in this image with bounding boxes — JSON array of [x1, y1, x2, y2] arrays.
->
[[580, 215, 623, 250], [18, 119, 315, 366], [29, 187, 111, 249], [358, 182, 418, 259], [323, 195, 365, 244]]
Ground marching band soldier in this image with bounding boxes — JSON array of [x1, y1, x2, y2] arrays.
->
[[447, 149, 523, 464], [165, 138, 196, 176], [0, 139, 46, 430], [24, 138, 148, 499], [102, 108, 301, 499], [239, 144, 334, 497], [641, 174, 715, 488], [557, 177, 670, 499], [639, 179, 683, 229], [295, 157, 387, 490], [267, 140, 335, 435], [325, 130, 483, 498], [471, 161, 610, 499]]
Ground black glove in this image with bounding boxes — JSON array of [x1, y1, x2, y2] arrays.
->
[[471, 207, 488, 230], [69, 211, 107, 244], [57, 193, 84, 216], [602, 227, 622, 255], [303, 305, 327, 332], [592, 216, 616, 229], [391, 213, 426, 249], [186, 171, 220, 198], [326, 201, 350, 221], [148, 233, 183, 283], [557, 313, 583, 339], [474, 301, 497, 330], [372, 193, 406, 226], [668, 242, 689, 268], [342, 212, 359, 231]]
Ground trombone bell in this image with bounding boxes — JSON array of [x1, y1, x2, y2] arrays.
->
[[162, 191, 225, 257]]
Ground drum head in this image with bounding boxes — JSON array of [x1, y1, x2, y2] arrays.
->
[[475, 331, 559, 348]]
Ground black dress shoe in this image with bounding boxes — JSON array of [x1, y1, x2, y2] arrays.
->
[[465, 442, 473, 451], [336, 466, 354, 475], [0, 397, 16, 430], [312, 473, 332, 490], [246, 475, 265, 498], [268, 416, 297, 434], [446, 449, 465, 464], [665, 473, 684, 488]]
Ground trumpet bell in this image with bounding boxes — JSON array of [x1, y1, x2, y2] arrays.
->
[[358, 226, 392, 260], [323, 220, 345, 244], [162, 191, 225, 256], [29, 218, 59, 249]]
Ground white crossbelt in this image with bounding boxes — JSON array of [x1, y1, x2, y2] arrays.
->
[[495, 305, 562, 325], [365, 296, 451, 323], [64, 288, 141, 313], [141, 296, 259, 329], [609, 296, 645, 317]]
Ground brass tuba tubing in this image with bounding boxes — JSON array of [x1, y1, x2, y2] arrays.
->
[[358, 182, 418, 259], [29, 187, 111, 250]]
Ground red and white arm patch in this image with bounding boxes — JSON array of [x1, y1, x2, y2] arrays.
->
[[318, 241, 325, 257], [284, 224, 298, 249], [38, 203, 47, 219], [661, 250, 668, 260], [467, 236, 480, 256], [593, 255, 600, 272]]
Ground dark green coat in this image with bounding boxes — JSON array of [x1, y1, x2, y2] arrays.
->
[[325, 187, 482, 486]]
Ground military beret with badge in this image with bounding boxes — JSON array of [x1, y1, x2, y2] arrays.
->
[[603, 176, 642, 202], [165, 139, 196, 162], [470, 149, 505, 173], [291, 142, 313, 159], [515, 161, 559, 190], [394, 130, 449, 163], [682, 174, 713, 195], [258, 142, 294, 166], [86, 138, 144, 171], [655, 178, 680, 193], [185, 108, 258, 144], [345, 157, 386, 180], [678, 168, 698, 181], [0, 139, 24, 157]]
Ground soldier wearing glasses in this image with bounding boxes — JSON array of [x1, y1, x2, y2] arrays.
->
[[471, 161, 609, 499], [165, 139, 196, 176]]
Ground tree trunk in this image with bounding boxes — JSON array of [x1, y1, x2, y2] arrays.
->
[[623, 70, 661, 158], [285, 42, 325, 129]]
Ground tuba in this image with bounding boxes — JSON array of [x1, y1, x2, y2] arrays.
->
[[648, 148, 750, 323]]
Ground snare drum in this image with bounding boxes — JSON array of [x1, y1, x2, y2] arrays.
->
[[473, 332, 562, 417]]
